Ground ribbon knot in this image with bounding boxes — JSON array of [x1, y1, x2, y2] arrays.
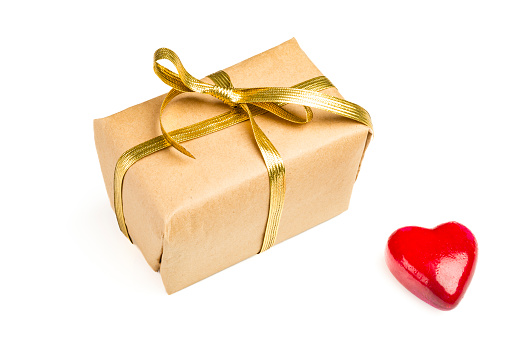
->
[[113, 47, 372, 253], [207, 85, 239, 107]]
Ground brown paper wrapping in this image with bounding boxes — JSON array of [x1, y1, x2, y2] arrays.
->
[[94, 38, 371, 294]]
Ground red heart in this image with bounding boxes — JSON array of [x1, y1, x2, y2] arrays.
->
[[385, 222, 478, 310]]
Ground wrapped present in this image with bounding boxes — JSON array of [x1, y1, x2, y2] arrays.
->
[[94, 38, 372, 294]]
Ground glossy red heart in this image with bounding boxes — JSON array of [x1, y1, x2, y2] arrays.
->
[[385, 222, 478, 310]]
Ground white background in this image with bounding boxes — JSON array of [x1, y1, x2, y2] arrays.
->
[[2, 1, 507, 338]]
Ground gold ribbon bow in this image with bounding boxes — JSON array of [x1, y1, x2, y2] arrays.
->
[[114, 48, 373, 253]]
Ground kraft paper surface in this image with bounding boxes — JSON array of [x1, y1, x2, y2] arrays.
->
[[94, 38, 371, 294]]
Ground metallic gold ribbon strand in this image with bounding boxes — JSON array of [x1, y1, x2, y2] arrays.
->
[[208, 71, 286, 253], [114, 48, 372, 254]]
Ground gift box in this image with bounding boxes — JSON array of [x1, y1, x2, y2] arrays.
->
[[94, 38, 372, 294]]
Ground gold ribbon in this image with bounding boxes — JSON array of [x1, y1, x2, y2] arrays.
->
[[114, 48, 373, 253]]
